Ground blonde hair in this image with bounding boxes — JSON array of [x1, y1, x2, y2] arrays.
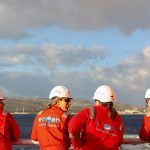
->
[[48, 97, 59, 109]]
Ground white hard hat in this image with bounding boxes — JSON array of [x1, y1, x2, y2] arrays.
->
[[49, 85, 72, 99], [93, 85, 116, 102], [145, 88, 150, 99], [0, 91, 6, 100]]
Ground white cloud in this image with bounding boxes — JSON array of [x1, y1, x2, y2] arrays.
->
[[46, 46, 150, 105], [0, 71, 51, 98], [0, 0, 150, 39], [143, 46, 150, 59], [0, 44, 150, 105], [0, 44, 108, 68]]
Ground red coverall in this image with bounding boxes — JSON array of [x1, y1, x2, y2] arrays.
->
[[139, 115, 150, 140], [69, 105, 124, 150], [0, 110, 20, 150], [30, 106, 71, 150]]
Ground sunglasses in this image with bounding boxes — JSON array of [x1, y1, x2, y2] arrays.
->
[[61, 98, 72, 103], [146, 99, 150, 103]]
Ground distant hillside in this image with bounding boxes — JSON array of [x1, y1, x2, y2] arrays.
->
[[5, 97, 49, 113], [4, 97, 145, 114]]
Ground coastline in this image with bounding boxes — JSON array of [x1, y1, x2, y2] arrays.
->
[[11, 112, 37, 114], [11, 112, 146, 115], [119, 112, 145, 115]]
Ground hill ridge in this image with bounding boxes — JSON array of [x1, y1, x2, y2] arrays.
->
[[4, 97, 145, 114]]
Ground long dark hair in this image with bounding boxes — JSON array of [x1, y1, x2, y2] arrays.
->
[[101, 102, 116, 121]]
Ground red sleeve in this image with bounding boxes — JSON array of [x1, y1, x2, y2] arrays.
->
[[119, 118, 124, 145], [139, 115, 150, 140], [30, 114, 38, 141], [68, 108, 90, 149], [116, 113, 124, 144], [7, 113, 20, 140], [61, 114, 72, 150]]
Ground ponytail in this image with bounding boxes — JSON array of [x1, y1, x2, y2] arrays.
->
[[101, 102, 116, 120]]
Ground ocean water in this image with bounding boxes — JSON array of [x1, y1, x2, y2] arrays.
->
[[14, 114, 144, 138], [13, 114, 149, 150], [121, 114, 143, 135]]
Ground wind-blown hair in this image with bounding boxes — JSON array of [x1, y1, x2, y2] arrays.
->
[[101, 102, 116, 120], [48, 97, 59, 109]]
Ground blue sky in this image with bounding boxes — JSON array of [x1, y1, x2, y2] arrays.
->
[[0, 0, 150, 105]]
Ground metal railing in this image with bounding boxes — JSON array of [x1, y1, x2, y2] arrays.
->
[[12, 139, 39, 145], [12, 137, 150, 145]]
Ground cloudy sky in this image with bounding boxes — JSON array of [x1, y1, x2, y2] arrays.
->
[[0, 0, 150, 106]]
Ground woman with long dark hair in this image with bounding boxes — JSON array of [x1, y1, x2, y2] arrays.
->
[[69, 85, 124, 150]]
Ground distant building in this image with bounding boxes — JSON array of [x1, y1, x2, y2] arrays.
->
[[124, 108, 140, 114]]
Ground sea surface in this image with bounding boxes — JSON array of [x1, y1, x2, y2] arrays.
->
[[14, 114, 144, 138], [13, 114, 149, 150]]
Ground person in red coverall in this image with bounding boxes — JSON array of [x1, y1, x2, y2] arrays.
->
[[139, 88, 150, 140], [0, 90, 20, 150], [69, 85, 124, 150], [30, 85, 73, 150]]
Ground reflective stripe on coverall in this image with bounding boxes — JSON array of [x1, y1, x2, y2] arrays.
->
[[69, 105, 124, 150], [30, 106, 71, 150]]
